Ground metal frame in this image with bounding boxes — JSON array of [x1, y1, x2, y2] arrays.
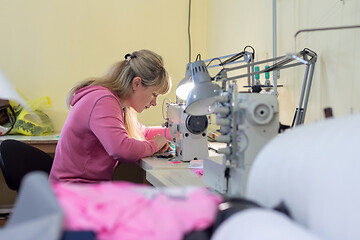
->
[[205, 48, 317, 126]]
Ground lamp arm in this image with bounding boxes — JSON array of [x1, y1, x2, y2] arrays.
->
[[217, 49, 317, 82], [205, 51, 254, 69], [226, 62, 304, 82]]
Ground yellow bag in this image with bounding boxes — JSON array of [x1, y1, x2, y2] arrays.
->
[[9, 96, 54, 136]]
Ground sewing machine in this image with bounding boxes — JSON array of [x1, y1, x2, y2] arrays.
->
[[180, 49, 316, 197], [164, 103, 209, 162], [203, 92, 279, 196]]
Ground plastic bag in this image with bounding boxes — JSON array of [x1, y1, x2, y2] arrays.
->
[[9, 96, 54, 136]]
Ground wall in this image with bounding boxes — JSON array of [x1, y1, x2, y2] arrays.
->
[[0, 0, 207, 131], [206, 0, 360, 126], [0, 0, 208, 206], [1, 0, 359, 140]]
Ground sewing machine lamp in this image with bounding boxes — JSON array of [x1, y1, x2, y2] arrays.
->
[[184, 60, 221, 116], [176, 63, 194, 100]]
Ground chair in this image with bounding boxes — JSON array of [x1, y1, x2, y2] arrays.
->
[[0, 139, 53, 192]]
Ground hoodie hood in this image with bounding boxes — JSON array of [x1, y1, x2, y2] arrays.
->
[[71, 85, 117, 107]]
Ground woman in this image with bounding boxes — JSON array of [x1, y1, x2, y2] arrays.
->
[[49, 49, 172, 183]]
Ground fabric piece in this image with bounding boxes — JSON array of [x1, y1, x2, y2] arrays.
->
[[246, 114, 360, 240], [52, 182, 222, 240], [211, 209, 322, 240], [49, 85, 170, 183]]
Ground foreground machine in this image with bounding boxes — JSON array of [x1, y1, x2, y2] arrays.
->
[[179, 48, 317, 197]]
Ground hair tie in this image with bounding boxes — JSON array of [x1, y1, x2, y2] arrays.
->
[[124, 54, 131, 62]]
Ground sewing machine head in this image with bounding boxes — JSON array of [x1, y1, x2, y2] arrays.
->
[[204, 92, 279, 196], [165, 103, 209, 162]]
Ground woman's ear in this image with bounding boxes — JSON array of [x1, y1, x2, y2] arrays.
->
[[132, 77, 142, 91]]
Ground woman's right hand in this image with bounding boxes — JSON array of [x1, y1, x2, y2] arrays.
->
[[152, 134, 171, 152]]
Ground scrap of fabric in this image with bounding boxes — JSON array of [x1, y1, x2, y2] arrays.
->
[[52, 181, 222, 240]]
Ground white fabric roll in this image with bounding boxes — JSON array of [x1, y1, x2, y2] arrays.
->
[[211, 208, 322, 240], [246, 114, 360, 240]]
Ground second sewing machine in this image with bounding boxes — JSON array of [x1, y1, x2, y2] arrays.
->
[[164, 103, 209, 162]]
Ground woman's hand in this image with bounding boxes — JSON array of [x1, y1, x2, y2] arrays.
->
[[152, 134, 171, 153]]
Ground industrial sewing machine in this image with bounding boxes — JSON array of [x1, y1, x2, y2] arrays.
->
[[179, 48, 317, 197], [204, 91, 279, 196], [164, 103, 209, 162]]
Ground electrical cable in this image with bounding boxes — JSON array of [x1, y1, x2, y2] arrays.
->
[[188, 0, 192, 63], [208, 145, 219, 153], [206, 58, 224, 68], [243, 45, 255, 60]]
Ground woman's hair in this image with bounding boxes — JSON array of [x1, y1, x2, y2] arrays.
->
[[67, 49, 171, 140]]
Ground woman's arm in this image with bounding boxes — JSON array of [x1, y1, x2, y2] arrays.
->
[[89, 96, 160, 162], [140, 124, 173, 141]]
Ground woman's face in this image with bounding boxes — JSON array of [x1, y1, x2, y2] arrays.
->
[[128, 77, 160, 113]]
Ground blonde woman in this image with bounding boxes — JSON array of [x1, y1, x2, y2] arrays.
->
[[50, 49, 172, 183]]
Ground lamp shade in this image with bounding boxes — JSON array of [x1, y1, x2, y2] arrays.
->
[[176, 78, 194, 100], [175, 63, 194, 100], [185, 81, 221, 115], [185, 60, 221, 115]]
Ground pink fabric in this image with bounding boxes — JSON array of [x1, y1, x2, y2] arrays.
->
[[52, 182, 222, 240], [49, 85, 171, 183]]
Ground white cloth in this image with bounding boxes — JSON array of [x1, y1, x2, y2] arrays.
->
[[212, 208, 322, 240], [0, 68, 31, 111], [246, 114, 360, 240]]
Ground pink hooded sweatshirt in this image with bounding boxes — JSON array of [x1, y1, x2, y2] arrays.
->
[[49, 85, 171, 183]]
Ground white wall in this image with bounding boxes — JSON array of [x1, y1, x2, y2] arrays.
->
[[206, 0, 360, 126]]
